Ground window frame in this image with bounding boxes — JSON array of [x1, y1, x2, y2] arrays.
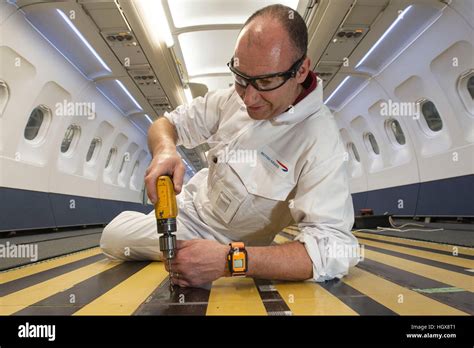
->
[[105, 147, 117, 171], [0, 80, 9, 117], [417, 98, 443, 135], [347, 142, 361, 162], [85, 137, 102, 165], [24, 105, 52, 145], [119, 153, 129, 174], [385, 118, 406, 147], [60, 124, 81, 156], [130, 160, 141, 189], [457, 69, 474, 116], [363, 132, 380, 156]]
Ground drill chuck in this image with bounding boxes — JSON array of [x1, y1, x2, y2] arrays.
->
[[159, 232, 177, 259], [157, 217, 177, 259]]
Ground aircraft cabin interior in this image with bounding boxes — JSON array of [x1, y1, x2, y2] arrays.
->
[[0, 0, 473, 344]]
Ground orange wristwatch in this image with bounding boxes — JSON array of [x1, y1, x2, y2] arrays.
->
[[227, 242, 248, 277]]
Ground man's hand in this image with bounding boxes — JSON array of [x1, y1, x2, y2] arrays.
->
[[144, 150, 185, 204], [165, 240, 229, 287]]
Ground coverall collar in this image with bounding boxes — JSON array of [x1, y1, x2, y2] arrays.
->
[[270, 72, 323, 126]]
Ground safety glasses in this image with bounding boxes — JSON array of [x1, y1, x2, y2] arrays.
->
[[227, 55, 306, 92]]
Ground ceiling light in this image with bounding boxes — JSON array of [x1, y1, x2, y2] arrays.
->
[[324, 76, 350, 104], [56, 9, 111, 73], [116, 80, 142, 110], [135, 0, 174, 48], [144, 114, 153, 124], [355, 5, 413, 69]]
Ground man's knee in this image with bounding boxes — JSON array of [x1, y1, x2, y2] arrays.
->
[[100, 211, 161, 261], [100, 211, 130, 260]]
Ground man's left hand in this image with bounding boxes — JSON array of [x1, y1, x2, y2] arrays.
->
[[166, 239, 229, 287]]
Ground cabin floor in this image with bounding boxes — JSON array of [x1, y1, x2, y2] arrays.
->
[[1, 220, 472, 316]]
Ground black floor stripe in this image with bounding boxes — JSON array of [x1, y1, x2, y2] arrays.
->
[[12, 261, 150, 315], [254, 279, 292, 316], [356, 235, 474, 260], [362, 244, 473, 276], [319, 276, 398, 315], [0, 253, 106, 297], [357, 258, 474, 315], [134, 277, 211, 315]]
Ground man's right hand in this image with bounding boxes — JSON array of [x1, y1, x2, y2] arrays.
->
[[144, 149, 185, 204]]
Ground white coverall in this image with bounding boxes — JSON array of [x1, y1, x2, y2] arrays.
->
[[100, 77, 360, 282]]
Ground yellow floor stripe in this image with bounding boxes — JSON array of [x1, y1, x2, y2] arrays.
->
[[275, 282, 357, 315], [0, 259, 119, 315], [354, 231, 474, 256], [358, 238, 474, 269], [74, 262, 168, 315], [364, 249, 474, 292], [343, 268, 468, 315], [273, 234, 292, 244], [0, 248, 102, 284], [282, 228, 299, 237], [206, 277, 267, 315]]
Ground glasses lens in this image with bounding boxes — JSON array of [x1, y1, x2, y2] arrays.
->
[[254, 76, 287, 91], [231, 72, 249, 88]]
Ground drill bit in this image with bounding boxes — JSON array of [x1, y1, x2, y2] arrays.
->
[[168, 258, 174, 292]]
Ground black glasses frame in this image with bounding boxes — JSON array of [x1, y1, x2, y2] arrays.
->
[[227, 54, 306, 91]]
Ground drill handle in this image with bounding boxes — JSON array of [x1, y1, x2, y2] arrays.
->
[[154, 176, 178, 220]]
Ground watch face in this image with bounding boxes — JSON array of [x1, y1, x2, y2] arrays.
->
[[233, 259, 243, 268]]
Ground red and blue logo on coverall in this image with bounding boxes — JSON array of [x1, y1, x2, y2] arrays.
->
[[276, 160, 288, 172]]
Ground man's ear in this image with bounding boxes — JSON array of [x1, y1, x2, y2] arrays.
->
[[296, 57, 311, 84]]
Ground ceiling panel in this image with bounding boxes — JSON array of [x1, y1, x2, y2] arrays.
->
[[168, 0, 299, 28], [190, 75, 235, 92], [178, 30, 239, 77]]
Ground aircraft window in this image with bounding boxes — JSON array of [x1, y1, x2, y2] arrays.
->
[[119, 154, 128, 173], [105, 147, 117, 169], [420, 100, 443, 132], [456, 71, 473, 115], [468, 75, 474, 99], [0, 80, 9, 116], [364, 132, 380, 155], [131, 160, 140, 179], [387, 119, 406, 145], [60, 125, 81, 154], [24, 105, 51, 141], [86, 137, 101, 163], [348, 142, 360, 162]]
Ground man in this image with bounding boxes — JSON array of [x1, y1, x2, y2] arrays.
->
[[100, 4, 360, 287]]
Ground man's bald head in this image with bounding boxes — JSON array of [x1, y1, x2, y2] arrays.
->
[[231, 4, 311, 121], [240, 4, 308, 60]]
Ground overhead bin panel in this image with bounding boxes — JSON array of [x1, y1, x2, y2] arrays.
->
[[355, 4, 444, 75], [129, 114, 153, 133], [324, 75, 369, 111], [101, 30, 149, 66], [95, 78, 143, 116], [79, 0, 130, 31], [127, 65, 167, 99], [22, 5, 113, 80]]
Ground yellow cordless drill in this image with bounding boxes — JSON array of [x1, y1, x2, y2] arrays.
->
[[155, 176, 178, 291]]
